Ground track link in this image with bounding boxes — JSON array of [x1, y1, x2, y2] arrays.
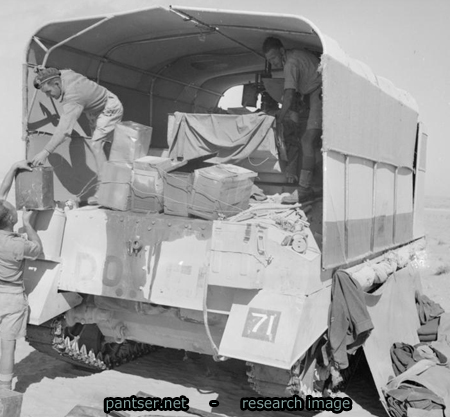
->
[[26, 317, 153, 372]]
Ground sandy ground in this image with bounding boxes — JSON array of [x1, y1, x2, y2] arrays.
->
[[12, 197, 450, 417]]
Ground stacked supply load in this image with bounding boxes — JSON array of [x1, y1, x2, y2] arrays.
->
[[97, 121, 153, 210], [162, 153, 257, 219], [162, 154, 216, 217], [98, 141, 257, 219]]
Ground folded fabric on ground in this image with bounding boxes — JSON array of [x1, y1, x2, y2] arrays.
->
[[416, 293, 445, 326], [384, 359, 450, 417], [438, 313, 450, 341], [385, 384, 445, 417], [419, 318, 441, 342], [391, 342, 448, 376]]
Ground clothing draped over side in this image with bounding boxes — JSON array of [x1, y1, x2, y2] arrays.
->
[[328, 269, 374, 370]]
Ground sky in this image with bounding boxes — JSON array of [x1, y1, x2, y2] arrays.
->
[[0, 0, 449, 196]]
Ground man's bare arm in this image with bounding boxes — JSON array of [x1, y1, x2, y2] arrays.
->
[[31, 105, 83, 166], [0, 161, 32, 200]]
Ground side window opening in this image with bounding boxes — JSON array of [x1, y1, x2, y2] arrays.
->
[[218, 84, 278, 114]]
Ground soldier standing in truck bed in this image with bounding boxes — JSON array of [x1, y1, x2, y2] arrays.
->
[[262, 37, 322, 203], [31, 67, 124, 205]]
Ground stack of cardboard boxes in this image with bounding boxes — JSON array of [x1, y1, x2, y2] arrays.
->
[[97, 121, 257, 219], [97, 121, 153, 211], [16, 121, 258, 220]]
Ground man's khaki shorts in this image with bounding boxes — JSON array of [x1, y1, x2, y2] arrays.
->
[[88, 93, 124, 143], [0, 292, 28, 341]]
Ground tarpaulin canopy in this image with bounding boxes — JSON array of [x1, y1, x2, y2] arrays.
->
[[26, 5, 418, 150], [25, 5, 424, 269], [168, 112, 277, 163]]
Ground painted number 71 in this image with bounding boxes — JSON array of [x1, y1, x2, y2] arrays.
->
[[242, 308, 281, 342]]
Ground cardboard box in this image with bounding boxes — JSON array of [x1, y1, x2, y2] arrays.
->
[[163, 170, 194, 217], [97, 162, 132, 211], [189, 164, 257, 220], [15, 166, 55, 210], [163, 153, 217, 217], [0, 388, 23, 417], [131, 156, 172, 213], [109, 121, 152, 162]]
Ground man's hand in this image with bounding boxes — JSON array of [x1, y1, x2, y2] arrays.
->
[[22, 207, 37, 226], [275, 109, 284, 124], [275, 113, 283, 138], [14, 160, 33, 172], [31, 150, 50, 166]]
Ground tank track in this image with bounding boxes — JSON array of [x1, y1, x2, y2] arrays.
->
[[246, 363, 292, 397], [246, 348, 363, 398], [26, 316, 153, 372]]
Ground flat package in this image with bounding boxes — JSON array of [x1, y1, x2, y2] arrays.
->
[[97, 161, 132, 211], [189, 164, 257, 220], [131, 156, 172, 213], [15, 166, 55, 210], [109, 121, 153, 162]]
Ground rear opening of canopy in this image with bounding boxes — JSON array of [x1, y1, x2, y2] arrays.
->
[[26, 6, 324, 146]]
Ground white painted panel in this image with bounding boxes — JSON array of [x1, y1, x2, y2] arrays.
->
[[322, 57, 418, 169], [374, 164, 395, 250], [323, 151, 346, 267], [395, 167, 414, 244], [348, 157, 373, 259]]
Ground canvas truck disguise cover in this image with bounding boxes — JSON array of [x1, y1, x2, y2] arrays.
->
[[21, 6, 429, 405], [24, 6, 422, 270], [320, 37, 419, 267]]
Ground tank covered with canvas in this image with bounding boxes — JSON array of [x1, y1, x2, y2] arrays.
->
[[21, 5, 427, 408]]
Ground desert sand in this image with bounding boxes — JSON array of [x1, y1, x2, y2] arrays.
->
[[13, 197, 450, 417]]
